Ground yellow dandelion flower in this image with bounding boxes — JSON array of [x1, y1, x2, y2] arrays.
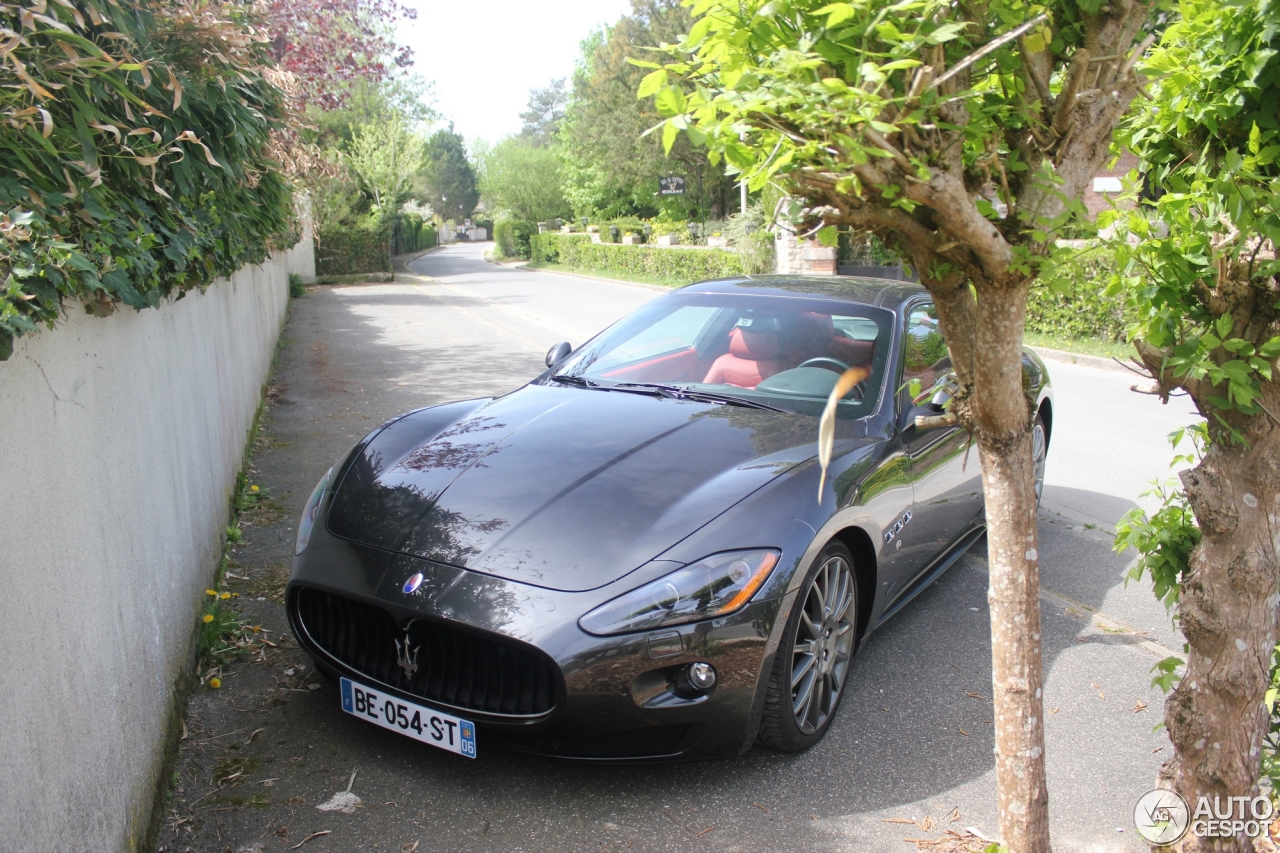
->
[[250, 485, 259, 492], [205, 589, 217, 596], [209, 677, 222, 689], [202, 614, 214, 623], [252, 625, 261, 633], [220, 592, 231, 600]]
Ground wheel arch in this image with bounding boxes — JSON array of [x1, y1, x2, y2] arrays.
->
[[830, 525, 877, 644], [1036, 396, 1053, 447]]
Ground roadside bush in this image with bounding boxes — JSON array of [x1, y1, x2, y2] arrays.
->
[[494, 220, 517, 259], [531, 233, 744, 283], [316, 227, 391, 276], [1030, 248, 1134, 342], [0, 0, 296, 361]]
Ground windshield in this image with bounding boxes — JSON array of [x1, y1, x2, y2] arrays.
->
[[549, 292, 894, 417]]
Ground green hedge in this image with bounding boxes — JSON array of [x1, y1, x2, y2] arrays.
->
[[530, 233, 745, 282], [1028, 255, 1134, 342], [0, 0, 295, 360], [494, 220, 517, 259], [316, 228, 391, 276], [391, 216, 437, 255]]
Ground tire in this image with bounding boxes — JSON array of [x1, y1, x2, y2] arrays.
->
[[758, 540, 858, 752], [1032, 410, 1048, 507]]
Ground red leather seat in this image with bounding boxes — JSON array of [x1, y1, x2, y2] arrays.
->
[[702, 327, 783, 388]]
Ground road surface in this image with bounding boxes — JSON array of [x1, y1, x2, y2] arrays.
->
[[159, 242, 1199, 853]]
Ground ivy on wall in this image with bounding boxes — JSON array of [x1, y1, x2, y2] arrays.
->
[[0, 0, 296, 360]]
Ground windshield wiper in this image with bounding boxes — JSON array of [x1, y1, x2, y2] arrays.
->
[[550, 374, 600, 388], [615, 382, 790, 413]]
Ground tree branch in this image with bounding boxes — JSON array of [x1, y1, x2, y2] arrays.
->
[[929, 13, 1049, 92]]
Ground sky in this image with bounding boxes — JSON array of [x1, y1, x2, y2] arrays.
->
[[396, 0, 634, 144]]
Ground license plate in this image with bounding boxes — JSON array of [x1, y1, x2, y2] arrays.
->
[[339, 677, 477, 758]]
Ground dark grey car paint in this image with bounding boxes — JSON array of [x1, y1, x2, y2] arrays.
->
[[286, 275, 1052, 760]]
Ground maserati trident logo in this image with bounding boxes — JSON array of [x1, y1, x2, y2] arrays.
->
[[394, 633, 419, 678]]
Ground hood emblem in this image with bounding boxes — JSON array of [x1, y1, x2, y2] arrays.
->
[[402, 572, 424, 594], [395, 633, 419, 678]]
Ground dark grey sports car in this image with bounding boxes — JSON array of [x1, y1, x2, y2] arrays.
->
[[286, 275, 1052, 761]]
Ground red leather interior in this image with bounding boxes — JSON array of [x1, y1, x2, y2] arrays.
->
[[702, 327, 784, 388], [601, 346, 701, 383]]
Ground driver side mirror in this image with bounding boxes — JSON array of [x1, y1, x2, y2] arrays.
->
[[545, 341, 573, 368]]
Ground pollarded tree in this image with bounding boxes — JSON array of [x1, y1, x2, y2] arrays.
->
[[1108, 2, 1280, 849], [644, 1, 1155, 849]]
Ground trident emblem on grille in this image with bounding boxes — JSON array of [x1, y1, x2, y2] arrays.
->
[[394, 632, 419, 678]]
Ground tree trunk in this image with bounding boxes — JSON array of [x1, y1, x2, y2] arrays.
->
[[1161, 421, 1280, 853], [973, 286, 1051, 852]]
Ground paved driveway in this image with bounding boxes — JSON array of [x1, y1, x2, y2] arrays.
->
[[159, 243, 1199, 853]]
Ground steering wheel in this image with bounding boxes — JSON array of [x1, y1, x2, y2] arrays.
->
[[797, 357, 864, 400], [798, 356, 849, 373], [798, 357, 851, 374]]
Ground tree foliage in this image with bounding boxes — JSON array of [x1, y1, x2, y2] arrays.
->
[[558, 0, 737, 219], [520, 79, 568, 147], [481, 136, 571, 223], [345, 117, 426, 220], [0, 0, 296, 361], [420, 126, 479, 222], [266, 0, 416, 110]]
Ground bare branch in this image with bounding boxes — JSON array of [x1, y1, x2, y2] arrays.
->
[[929, 14, 1049, 92], [1052, 48, 1091, 136]]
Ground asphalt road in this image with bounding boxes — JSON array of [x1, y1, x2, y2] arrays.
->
[[160, 242, 1201, 853]]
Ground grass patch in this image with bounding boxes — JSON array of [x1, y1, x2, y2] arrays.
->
[[1024, 331, 1134, 360]]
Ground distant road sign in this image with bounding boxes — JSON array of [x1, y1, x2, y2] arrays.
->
[[658, 176, 686, 195]]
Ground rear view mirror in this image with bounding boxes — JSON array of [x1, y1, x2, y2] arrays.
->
[[546, 341, 573, 368]]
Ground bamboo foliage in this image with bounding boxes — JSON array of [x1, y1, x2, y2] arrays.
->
[[0, 0, 296, 360]]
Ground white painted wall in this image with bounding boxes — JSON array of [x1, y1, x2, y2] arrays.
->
[[0, 243, 305, 851]]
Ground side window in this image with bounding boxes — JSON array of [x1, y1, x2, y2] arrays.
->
[[902, 303, 947, 394]]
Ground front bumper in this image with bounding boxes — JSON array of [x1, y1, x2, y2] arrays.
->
[[286, 528, 788, 761]]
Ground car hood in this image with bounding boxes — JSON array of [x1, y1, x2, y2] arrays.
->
[[326, 384, 836, 591]]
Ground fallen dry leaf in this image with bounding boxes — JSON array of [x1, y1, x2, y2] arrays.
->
[[882, 817, 917, 824], [948, 808, 961, 824], [291, 830, 330, 850], [1132, 701, 1148, 713], [965, 692, 982, 699], [401, 843, 419, 853], [920, 815, 935, 831], [1049, 707, 1060, 715], [958, 727, 969, 737]]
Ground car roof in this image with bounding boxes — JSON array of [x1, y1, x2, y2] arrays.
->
[[678, 274, 927, 313]]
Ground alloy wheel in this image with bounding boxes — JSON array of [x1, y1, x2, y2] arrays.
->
[[1032, 418, 1047, 505], [791, 554, 856, 735]]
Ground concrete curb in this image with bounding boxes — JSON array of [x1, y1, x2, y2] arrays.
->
[[1029, 345, 1136, 375]]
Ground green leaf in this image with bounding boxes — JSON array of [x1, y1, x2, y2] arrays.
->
[[662, 120, 679, 154], [637, 69, 668, 99], [1216, 313, 1234, 338], [817, 226, 839, 247], [1249, 122, 1262, 155]]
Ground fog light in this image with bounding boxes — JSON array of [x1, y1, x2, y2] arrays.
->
[[688, 662, 716, 690], [673, 661, 717, 699]]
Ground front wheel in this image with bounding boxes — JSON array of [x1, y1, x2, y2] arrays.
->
[[758, 541, 858, 752]]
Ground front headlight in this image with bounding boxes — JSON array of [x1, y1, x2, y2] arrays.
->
[[578, 549, 780, 636], [294, 468, 332, 555]]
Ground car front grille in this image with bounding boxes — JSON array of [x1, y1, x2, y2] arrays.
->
[[292, 586, 558, 718]]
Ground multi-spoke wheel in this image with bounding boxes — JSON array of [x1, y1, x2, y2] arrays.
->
[[1032, 412, 1048, 506], [758, 541, 859, 752]]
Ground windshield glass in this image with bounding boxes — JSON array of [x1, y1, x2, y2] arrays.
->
[[550, 292, 895, 417]]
